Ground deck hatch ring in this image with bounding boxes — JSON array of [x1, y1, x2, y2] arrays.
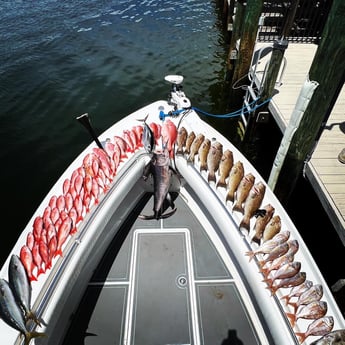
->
[[176, 274, 188, 288]]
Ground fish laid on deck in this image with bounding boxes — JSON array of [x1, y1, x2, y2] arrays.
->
[[226, 161, 244, 202], [0, 279, 45, 345], [139, 147, 178, 220]]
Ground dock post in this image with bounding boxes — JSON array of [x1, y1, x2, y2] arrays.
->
[[229, 0, 263, 103], [272, 0, 345, 204], [226, 0, 245, 83]]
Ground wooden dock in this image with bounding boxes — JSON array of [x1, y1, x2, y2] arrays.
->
[[253, 43, 345, 244]]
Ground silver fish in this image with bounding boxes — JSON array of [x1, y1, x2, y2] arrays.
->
[[310, 329, 345, 344], [280, 279, 314, 306], [295, 316, 334, 344], [139, 147, 177, 220], [8, 254, 40, 326], [263, 261, 301, 289], [138, 114, 155, 153], [269, 271, 307, 296], [286, 300, 328, 328], [288, 284, 324, 314], [0, 278, 45, 345]]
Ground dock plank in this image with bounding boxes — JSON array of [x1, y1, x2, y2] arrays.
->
[[253, 43, 345, 243]]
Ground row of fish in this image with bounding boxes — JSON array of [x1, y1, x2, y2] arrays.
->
[[245, 229, 335, 343], [0, 255, 45, 344], [18, 118, 178, 282], [174, 126, 341, 344], [175, 126, 271, 236]]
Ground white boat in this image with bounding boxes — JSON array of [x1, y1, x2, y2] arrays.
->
[[1, 75, 344, 345]]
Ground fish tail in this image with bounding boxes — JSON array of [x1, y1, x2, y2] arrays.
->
[[216, 179, 226, 188], [251, 235, 261, 245], [295, 332, 307, 344], [25, 331, 47, 345], [262, 277, 273, 287], [244, 251, 255, 262], [176, 148, 184, 155], [54, 249, 63, 258], [232, 202, 243, 213], [280, 294, 291, 305], [266, 284, 278, 296], [207, 171, 216, 183], [186, 155, 194, 164], [286, 313, 296, 328], [27, 311, 42, 327], [226, 192, 234, 203], [239, 216, 250, 232], [200, 163, 207, 172], [259, 267, 269, 277]]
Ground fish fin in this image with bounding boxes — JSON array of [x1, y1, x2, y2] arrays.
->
[[24, 331, 46, 345], [239, 216, 250, 232], [160, 207, 177, 219], [216, 179, 226, 188], [200, 164, 207, 172], [232, 202, 244, 213], [295, 332, 307, 344], [207, 172, 216, 183], [138, 213, 156, 220], [226, 192, 234, 203], [251, 235, 261, 245], [27, 311, 42, 327], [255, 208, 267, 217], [244, 250, 255, 262], [280, 294, 291, 305], [285, 312, 296, 328]]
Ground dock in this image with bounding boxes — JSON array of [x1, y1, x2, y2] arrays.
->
[[253, 42, 345, 244]]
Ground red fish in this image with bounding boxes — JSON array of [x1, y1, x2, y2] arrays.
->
[[32, 243, 45, 276], [161, 119, 177, 157], [26, 232, 35, 251], [62, 178, 71, 195], [50, 207, 60, 225], [55, 217, 73, 257], [113, 135, 128, 159], [64, 192, 74, 213], [39, 240, 50, 270], [149, 122, 161, 146], [56, 195, 66, 213], [295, 316, 334, 344], [49, 195, 57, 209], [122, 129, 136, 152], [20, 245, 37, 281], [32, 216, 43, 242]]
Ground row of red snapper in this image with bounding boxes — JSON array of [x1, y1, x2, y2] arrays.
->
[[18, 119, 178, 282]]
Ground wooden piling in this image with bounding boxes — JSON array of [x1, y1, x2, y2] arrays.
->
[[273, 0, 345, 204]]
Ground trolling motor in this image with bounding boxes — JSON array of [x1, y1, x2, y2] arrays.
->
[[164, 75, 191, 113]]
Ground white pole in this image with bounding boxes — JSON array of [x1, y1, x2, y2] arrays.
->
[[268, 76, 319, 190]]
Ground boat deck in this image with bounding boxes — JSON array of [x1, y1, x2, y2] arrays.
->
[[253, 43, 345, 244], [60, 194, 265, 345]]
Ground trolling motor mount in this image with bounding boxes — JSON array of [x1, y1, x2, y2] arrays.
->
[[164, 75, 191, 110]]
